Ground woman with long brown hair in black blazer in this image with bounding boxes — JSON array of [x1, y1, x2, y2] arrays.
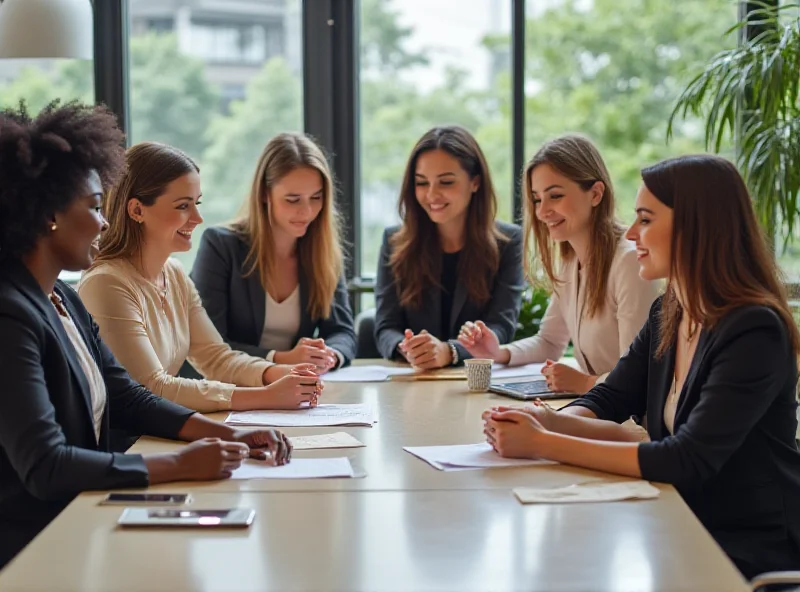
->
[[483, 154, 800, 578], [374, 125, 524, 369]]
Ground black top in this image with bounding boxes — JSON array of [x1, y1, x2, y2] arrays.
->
[[190, 226, 357, 366], [0, 259, 195, 569], [440, 251, 461, 340], [566, 297, 800, 578], [374, 221, 525, 364]]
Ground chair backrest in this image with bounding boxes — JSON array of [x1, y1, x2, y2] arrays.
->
[[355, 307, 381, 359]]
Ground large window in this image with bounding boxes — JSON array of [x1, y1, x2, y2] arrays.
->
[[358, 0, 513, 285], [128, 0, 304, 268], [0, 58, 93, 112], [524, 0, 738, 223]]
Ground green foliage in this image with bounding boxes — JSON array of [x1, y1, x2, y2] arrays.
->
[[128, 34, 219, 155], [670, 1, 800, 246], [514, 286, 551, 340]]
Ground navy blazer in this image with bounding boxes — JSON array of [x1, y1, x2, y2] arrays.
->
[[190, 226, 357, 365], [0, 260, 195, 568], [568, 297, 800, 578], [374, 221, 524, 363]]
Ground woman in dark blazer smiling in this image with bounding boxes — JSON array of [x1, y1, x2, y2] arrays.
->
[[374, 125, 524, 369], [0, 101, 291, 569], [192, 133, 355, 373], [483, 154, 800, 578]]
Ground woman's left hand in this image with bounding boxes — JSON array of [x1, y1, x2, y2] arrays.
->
[[231, 428, 292, 465], [483, 409, 548, 459], [541, 360, 596, 393]]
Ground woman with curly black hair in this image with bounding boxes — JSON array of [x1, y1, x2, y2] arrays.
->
[[0, 101, 292, 569]]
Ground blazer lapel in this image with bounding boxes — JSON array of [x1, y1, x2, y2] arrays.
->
[[570, 261, 591, 372], [4, 265, 94, 422], [674, 329, 710, 427], [295, 272, 314, 342], [650, 343, 676, 441], [448, 281, 468, 337]]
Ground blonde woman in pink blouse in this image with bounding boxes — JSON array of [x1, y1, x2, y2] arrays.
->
[[79, 142, 322, 412], [459, 135, 660, 393]]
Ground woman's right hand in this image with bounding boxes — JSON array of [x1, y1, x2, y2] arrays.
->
[[175, 437, 250, 480], [481, 400, 556, 431], [458, 320, 506, 362], [273, 338, 337, 370], [263, 372, 324, 409]]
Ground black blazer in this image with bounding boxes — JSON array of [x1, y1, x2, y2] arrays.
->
[[374, 221, 524, 363], [0, 260, 195, 569], [190, 226, 357, 365], [568, 297, 800, 578]]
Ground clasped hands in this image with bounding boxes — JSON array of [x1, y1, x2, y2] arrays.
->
[[274, 337, 340, 374], [398, 329, 453, 370]]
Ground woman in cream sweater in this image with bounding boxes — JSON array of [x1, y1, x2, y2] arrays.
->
[[79, 142, 321, 412], [459, 135, 660, 393]]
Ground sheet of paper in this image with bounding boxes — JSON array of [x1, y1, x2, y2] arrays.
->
[[404, 442, 556, 471], [490, 362, 546, 380], [323, 365, 391, 382], [513, 480, 660, 504], [225, 404, 377, 427], [231, 457, 354, 479], [289, 432, 365, 450], [323, 365, 417, 382]]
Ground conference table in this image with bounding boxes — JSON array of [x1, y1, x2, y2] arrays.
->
[[0, 362, 748, 592]]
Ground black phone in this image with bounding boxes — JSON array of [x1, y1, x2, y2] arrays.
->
[[100, 493, 191, 506]]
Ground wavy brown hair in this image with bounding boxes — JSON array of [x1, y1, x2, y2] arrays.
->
[[390, 125, 506, 309], [96, 142, 199, 264], [641, 154, 800, 358], [524, 134, 625, 317], [230, 132, 342, 320]]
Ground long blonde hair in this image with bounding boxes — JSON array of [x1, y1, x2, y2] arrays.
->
[[96, 141, 199, 263], [231, 132, 343, 320], [523, 134, 625, 318]]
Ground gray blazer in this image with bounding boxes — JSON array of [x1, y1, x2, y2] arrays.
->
[[374, 221, 524, 363], [190, 226, 356, 365]]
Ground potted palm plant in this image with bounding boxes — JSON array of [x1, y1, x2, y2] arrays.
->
[[668, 0, 800, 247]]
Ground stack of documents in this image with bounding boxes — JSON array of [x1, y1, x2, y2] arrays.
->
[[403, 442, 556, 471], [225, 404, 377, 427]]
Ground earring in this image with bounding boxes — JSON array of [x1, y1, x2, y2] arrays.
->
[[50, 222, 58, 231]]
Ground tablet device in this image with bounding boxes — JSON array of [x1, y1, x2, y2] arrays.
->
[[489, 378, 578, 401], [117, 508, 256, 528], [100, 493, 191, 506]]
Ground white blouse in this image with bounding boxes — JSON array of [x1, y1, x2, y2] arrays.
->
[[52, 293, 106, 442], [259, 286, 301, 353], [503, 239, 661, 383]]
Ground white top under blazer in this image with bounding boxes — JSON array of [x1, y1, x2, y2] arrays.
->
[[503, 239, 661, 383]]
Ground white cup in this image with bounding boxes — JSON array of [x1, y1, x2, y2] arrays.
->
[[464, 358, 493, 392]]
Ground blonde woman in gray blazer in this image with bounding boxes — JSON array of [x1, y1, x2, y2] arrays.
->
[[459, 135, 660, 393]]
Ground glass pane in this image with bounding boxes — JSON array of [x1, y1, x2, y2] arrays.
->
[[524, 0, 738, 225], [358, 0, 513, 280], [0, 58, 94, 111], [128, 0, 304, 267]]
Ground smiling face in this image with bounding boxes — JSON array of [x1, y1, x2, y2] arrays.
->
[[626, 184, 674, 281], [414, 149, 479, 232], [50, 169, 108, 271], [530, 163, 602, 243], [128, 171, 203, 257], [267, 165, 324, 241]]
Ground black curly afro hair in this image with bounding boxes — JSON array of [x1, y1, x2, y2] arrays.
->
[[0, 99, 126, 260]]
